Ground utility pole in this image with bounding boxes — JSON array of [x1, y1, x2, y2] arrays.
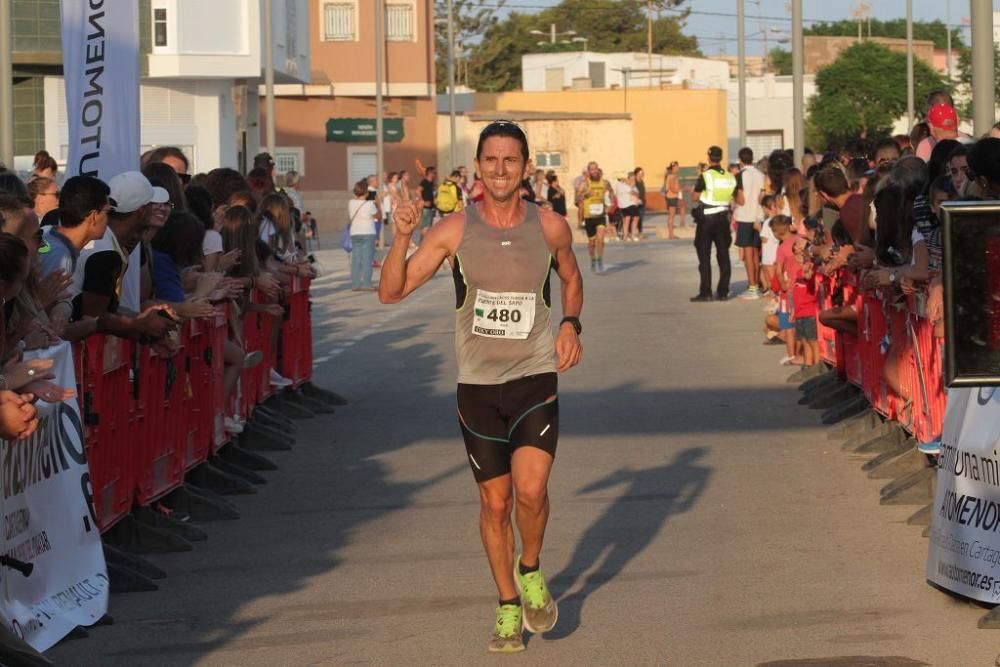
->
[[0, 0, 12, 169], [945, 0, 952, 83], [737, 0, 747, 148], [447, 0, 457, 171], [906, 0, 914, 132], [971, 0, 996, 135], [263, 0, 276, 158], [647, 0, 653, 88], [375, 0, 385, 187], [791, 0, 804, 165]]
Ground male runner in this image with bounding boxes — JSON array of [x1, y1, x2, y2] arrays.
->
[[575, 161, 613, 273], [380, 120, 584, 654]]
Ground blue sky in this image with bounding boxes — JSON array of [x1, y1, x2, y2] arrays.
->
[[494, 0, 999, 56]]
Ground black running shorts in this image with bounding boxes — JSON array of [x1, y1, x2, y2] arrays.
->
[[584, 216, 606, 239], [457, 373, 559, 483]]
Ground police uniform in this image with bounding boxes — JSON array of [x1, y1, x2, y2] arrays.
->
[[693, 166, 737, 299]]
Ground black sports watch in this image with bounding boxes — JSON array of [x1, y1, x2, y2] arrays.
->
[[560, 316, 582, 335]]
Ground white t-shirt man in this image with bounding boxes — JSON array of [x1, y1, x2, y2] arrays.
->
[[733, 164, 765, 223], [614, 180, 635, 209]]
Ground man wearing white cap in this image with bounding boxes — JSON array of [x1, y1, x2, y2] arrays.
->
[[72, 171, 176, 340]]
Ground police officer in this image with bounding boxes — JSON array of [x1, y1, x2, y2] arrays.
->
[[690, 145, 744, 302]]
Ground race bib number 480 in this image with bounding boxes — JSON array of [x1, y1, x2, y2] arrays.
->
[[473, 290, 535, 339]]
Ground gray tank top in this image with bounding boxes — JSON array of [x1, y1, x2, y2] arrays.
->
[[453, 202, 556, 385]]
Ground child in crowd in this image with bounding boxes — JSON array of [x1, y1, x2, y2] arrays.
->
[[774, 215, 800, 364], [758, 194, 780, 297], [763, 215, 795, 350], [791, 236, 820, 367]]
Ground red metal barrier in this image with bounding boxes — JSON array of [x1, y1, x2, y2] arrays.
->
[[817, 269, 946, 444], [134, 339, 188, 506], [280, 277, 313, 387], [79, 335, 134, 532]]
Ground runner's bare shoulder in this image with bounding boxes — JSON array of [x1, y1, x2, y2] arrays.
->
[[538, 207, 573, 250], [425, 209, 467, 256]]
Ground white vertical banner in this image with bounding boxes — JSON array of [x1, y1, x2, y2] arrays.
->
[[927, 387, 1000, 602], [60, 0, 142, 312], [0, 343, 109, 652]]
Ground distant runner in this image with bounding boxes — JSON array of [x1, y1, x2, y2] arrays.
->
[[380, 120, 584, 654], [575, 161, 613, 273]]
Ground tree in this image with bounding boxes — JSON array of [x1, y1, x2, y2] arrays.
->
[[807, 41, 947, 148], [956, 45, 1000, 120], [467, 0, 699, 93], [434, 0, 506, 93], [806, 18, 964, 50], [768, 48, 792, 76]]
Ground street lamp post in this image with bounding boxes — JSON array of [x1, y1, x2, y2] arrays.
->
[[0, 0, 12, 169], [737, 0, 747, 148], [971, 0, 996, 135], [447, 0, 456, 172], [375, 0, 385, 187], [791, 0, 804, 166], [906, 0, 914, 132]]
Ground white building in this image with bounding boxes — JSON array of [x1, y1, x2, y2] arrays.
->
[[521, 52, 729, 92], [43, 0, 310, 174], [726, 74, 818, 158]]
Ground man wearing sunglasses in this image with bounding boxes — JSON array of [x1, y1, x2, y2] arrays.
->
[[380, 120, 583, 653]]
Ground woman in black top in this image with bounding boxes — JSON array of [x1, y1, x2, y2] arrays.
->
[[546, 171, 567, 217]]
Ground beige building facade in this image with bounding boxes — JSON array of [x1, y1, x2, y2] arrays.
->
[[471, 88, 728, 187]]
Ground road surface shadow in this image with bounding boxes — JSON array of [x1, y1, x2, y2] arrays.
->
[[596, 259, 647, 275], [542, 447, 712, 641]]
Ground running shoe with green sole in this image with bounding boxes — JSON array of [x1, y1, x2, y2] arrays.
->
[[515, 555, 558, 633], [488, 603, 525, 653]]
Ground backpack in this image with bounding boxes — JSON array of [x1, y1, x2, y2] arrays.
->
[[435, 180, 460, 214]]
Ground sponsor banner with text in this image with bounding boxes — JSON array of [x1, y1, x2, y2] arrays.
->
[[0, 343, 108, 651], [927, 387, 1000, 602]]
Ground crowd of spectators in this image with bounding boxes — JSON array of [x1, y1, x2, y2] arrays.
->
[[722, 89, 1000, 456], [0, 148, 316, 456]]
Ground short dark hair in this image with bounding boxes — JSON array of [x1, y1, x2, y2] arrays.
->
[[0, 173, 28, 199], [760, 193, 776, 209], [58, 175, 110, 228], [967, 138, 1000, 184], [769, 214, 792, 230], [184, 184, 215, 230], [203, 168, 251, 207], [0, 194, 28, 231], [814, 167, 850, 198], [708, 145, 723, 161], [738, 147, 753, 164], [450, 169, 462, 179], [0, 233, 28, 285], [353, 181, 367, 197], [476, 121, 530, 164], [925, 89, 954, 111]]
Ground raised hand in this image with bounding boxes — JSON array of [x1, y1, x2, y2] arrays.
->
[[393, 200, 421, 237]]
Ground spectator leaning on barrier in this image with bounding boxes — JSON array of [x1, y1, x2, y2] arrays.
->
[[0, 195, 63, 354], [37, 176, 111, 341], [73, 171, 179, 344]]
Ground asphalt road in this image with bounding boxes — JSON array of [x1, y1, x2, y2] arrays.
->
[[48, 231, 991, 666]]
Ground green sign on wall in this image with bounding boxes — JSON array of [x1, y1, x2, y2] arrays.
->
[[326, 118, 404, 143]]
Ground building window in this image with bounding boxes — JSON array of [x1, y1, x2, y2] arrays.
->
[[323, 2, 356, 41], [536, 152, 562, 168], [153, 8, 167, 47], [386, 3, 414, 41], [275, 148, 304, 176]]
